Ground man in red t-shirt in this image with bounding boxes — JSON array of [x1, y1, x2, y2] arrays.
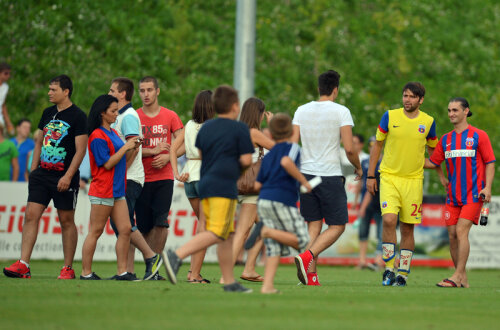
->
[[425, 97, 495, 288], [135, 77, 183, 276]]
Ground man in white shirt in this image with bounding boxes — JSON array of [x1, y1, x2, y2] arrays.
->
[[292, 70, 362, 286], [0, 62, 14, 136]]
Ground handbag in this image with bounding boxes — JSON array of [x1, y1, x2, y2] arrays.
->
[[237, 147, 264, 195]]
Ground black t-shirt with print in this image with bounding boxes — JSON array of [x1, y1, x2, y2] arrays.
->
[[37, 104, 87, 174]]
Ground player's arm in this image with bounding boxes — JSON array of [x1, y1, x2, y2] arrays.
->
[[366, 140, 383, 195], [479, 163, 495, 202], [57, 134, 88, 192], [124, 136, 140, 169], [358, 189, 373, 219], [250, 128, 275, 150], [151, 128, 184, 169], [30, 129, 42, 172], [170, 129, 189, 182], [10, 156, 19, 182], [291, 124, 300, 144], [427, 146, 448, 188], [280, 156, 311, 192], [103, 138, 140, 170], [340, 125, 362, 180], [239, 153, 252, 170]]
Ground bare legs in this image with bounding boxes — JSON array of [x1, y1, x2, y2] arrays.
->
[[305, 221, 345, 273], [232, 203, 262, 278], [186, 197, 207, 282]]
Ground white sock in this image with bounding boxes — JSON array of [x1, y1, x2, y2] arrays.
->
[[82, 273, 93, 278], [20, 260, 29, 268], [119, 271, 128, 276]]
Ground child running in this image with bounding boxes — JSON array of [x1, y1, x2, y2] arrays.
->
[[163, 85, 254, 293], [244, 113, 311, 294]]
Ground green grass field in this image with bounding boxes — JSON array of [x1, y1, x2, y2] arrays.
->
[[1, 260, 499, 329]]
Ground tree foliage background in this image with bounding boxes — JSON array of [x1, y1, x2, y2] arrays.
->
[[1, 0, 499, 193]]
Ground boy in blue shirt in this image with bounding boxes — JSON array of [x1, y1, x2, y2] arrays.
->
[[163, 85, 254, 293], [245, 113, 311, 294]]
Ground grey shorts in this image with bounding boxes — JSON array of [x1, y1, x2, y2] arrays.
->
[[184, 181, 200, 199], [299, 174, 348, 226], [257, 199, 309, 257], [89, 195, 126, 207]]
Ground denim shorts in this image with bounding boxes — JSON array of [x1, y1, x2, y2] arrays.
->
[[184, 181, 200, 199], [89, 195, 126, 207]]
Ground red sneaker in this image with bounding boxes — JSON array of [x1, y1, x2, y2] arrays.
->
[[307, 272, 321, 286], [58, 266, 75, 279], [294, 250, 313, 285], [3, 260, 31, 278]]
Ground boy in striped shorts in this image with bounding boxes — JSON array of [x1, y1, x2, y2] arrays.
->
[[245, 113, 311, 294]]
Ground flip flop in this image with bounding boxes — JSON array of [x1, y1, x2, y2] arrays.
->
[[261, 289, 281, 294], [436, 278, 459, 287], [187, 278, 211, 284], [240, 274, 264, 282]]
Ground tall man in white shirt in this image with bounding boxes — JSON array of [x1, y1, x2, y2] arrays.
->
[[292, 70, 362, 285]]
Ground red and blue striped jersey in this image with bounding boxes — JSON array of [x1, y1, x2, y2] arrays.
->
[[430, 125, 495, 206], [88, 127, 126, 198]]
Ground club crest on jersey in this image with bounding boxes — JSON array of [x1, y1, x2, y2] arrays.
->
[[382, 201, 388, 208], [418, 125, 426, 134], [466, 137, 475, 147]]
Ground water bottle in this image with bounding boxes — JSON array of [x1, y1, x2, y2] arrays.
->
[[479, 194, 489, 226]]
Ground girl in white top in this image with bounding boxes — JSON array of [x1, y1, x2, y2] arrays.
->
[[234, 97, 275, 282], [171, 90, 215, 283]]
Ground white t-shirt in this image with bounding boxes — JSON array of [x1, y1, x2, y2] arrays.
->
[[0, 83, 9, 125], [292, 100, 354, 176], [111, 105, 145, 185], [181, 119, 202, 182], [340, 150, 369, 175]]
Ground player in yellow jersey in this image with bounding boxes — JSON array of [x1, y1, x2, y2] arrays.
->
[[367, 82, 444, 286]]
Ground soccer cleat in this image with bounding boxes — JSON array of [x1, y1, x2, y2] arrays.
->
[[162, 250, 182, 284], [382, 269, 396, 286], [80, 272, 101, 280], [294, 250, 313, 285], [393, 275, 407, 287], [307, 272, 321, 286], [144, 254, 163, 280], [223, 282, 253, 293], [58, 266, 76, 279], [3, 260, 31, 278]]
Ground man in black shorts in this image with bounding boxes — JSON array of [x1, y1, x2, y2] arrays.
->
[[135, 77, 183, 280], [291, 70, 362, 285], [3, 75, 88, 279]]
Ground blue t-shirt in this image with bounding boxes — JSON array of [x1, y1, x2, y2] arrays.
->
[[257, 142, 301, 207], [195, 118, 254, 199], [10, 137, 35, 181]]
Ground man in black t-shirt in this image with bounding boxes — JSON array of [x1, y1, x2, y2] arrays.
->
[[3, 75, 88, 280]]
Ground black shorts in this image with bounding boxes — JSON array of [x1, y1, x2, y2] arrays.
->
[[299, 174, 348, 226], [135, 179, 173, 234], [27, 168, 79, 210], [110, 180, 143, 235]]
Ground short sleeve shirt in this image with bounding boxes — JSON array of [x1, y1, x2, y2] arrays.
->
[[430, 125, 495, 206], [376, 108, 437, 179], [195, 118, 254, 199], [257, 142, 301, 207], [137, 106, 183, 182], [292, 100, 354, 176], [11, 137, 35, 181], [37, 104, 88, 173], [0, 139, 18, 181]]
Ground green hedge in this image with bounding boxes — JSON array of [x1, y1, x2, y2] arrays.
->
[[1, 0, 499, 193]]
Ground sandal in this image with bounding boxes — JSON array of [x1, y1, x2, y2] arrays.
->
[[436, 278, 459, 287]]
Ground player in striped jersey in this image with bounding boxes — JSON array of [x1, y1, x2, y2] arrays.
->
[[425, 97, 495, 288]]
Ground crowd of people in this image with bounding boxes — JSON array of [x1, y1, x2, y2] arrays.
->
[[1, 67, 495, 292]]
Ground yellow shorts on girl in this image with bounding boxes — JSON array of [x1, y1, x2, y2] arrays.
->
[[202, 197, 237, 240], [379, 173, 423, 224]]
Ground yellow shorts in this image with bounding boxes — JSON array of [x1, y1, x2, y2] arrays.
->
[[379, 174, 423, 224], [202, 197, 237, 240]]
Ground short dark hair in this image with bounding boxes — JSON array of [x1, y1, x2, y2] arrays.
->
[[0, 62, 11, 72], [318, 70, 341, 96], [269, 113, 293, 140], [50, 75, 73, 98], [212, 85, 239, 114], [112, 77, 134, 102], [239, 97, 266, 129], [449, 97, 472, 117], [139, 76, 159, 89], [353, 134, 365, 144], [17, 118, 31, 127], [88, 94, 118, 135], [192, 90, 215, 124], [402, 82, 425, 99]]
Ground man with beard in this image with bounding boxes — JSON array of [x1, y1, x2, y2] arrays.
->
[[367, 82, 442, 287]]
